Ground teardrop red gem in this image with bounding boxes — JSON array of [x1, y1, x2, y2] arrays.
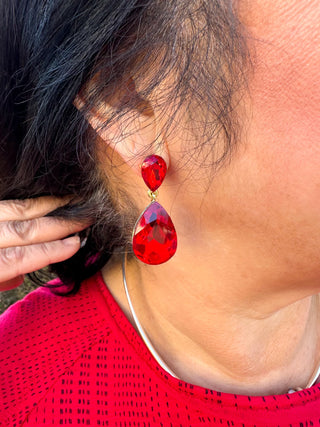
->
[[132, 202, 177, 265], [141, 155, 167, 192]]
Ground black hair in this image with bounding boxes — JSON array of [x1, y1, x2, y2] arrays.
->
[[0, 0, 249, 291]]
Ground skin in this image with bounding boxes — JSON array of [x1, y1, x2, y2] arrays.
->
[[0, 197, 87, 291], [2, 0, 319, 395], [99, 0, 320, 395]]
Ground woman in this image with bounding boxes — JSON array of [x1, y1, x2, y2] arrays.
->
[[0, 0, 319, 425]]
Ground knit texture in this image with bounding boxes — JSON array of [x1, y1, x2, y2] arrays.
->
[[0, 272, 319, 426]]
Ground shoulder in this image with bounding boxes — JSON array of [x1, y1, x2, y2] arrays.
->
[[0, 274, 109, 343], [0, 273, 112, 425]]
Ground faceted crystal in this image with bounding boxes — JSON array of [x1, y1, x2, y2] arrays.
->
[[141, 155, 167, 192], [132, 201, 177, 265]]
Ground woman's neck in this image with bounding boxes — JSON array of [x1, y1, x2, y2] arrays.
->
[[102, 250, 320, 395]]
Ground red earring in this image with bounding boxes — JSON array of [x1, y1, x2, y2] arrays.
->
[[132, 154, 177, 265]]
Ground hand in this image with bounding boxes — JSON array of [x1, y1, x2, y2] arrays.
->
[[0, 196, 89, 291]]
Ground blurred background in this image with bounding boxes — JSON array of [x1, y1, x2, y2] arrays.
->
[[0, 278, 38, 314], [0, 268, 57, 314]]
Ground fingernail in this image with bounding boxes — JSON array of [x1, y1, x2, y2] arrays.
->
[[62, 235, 81, 246]]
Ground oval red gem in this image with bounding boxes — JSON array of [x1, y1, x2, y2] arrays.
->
[[141, 155, 167, 192], [132, 202, 177, 265]]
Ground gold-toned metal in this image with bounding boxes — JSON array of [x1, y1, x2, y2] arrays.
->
[[148, 189, 158, 201]]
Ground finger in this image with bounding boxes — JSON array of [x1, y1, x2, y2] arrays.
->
[[0, 236, 81, 283], [0, 275, 25, 292], [0, 217, 89, 249], [0, 196, 73, 222]]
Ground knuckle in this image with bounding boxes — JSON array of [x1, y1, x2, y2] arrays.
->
[[7, 199, 32, 219], [8, 219, 38, 242], [39, 242, 53, 264], [0, 246, 25, 268]]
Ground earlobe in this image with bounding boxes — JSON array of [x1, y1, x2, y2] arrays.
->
[[73, 79, 170, 174]]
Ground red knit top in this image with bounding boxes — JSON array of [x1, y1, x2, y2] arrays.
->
[[0, 272, 319, 426]]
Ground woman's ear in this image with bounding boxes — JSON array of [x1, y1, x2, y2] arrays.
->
[[73, 78, 170, 173]]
